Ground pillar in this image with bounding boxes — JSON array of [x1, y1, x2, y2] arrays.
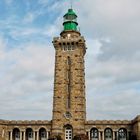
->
[[20, 131, 22, 140], [102, 131, 104, 140], [98, 131, 101, 140], [116, 131, 118, 140], [23, 131, 25, 140], [88, 131, 90, 140], [112, 130, 115, 140], [10, 131, 13, 140], [36, 131, 39, 140], [33, 131, 36, 140], [2, 129, 5, 138], [46, 131, 49, 139]]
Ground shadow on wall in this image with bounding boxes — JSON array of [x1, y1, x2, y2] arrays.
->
[[73, 134, 89, 140], [48, 135, 62, 140], [130, 135, 137, 140]]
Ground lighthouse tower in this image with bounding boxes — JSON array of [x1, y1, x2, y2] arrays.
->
[[52, 8, 86, 140]]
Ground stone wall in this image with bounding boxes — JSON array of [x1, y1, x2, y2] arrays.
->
[[0, 120, 51, 140], [132, 115, 140, 140], [85, 120, 132, 140]]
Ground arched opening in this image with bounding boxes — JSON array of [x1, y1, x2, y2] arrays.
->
[[90, 128, 98, 140], [64, 125, 73, 140], [118, 128, 127, 140], [13, 128, 20, 140], [39, 128, 47, 140], [104, 128, 113, 140], [26, 128, 33, 140]]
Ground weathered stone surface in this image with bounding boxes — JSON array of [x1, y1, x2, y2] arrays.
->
[[51, 31, 86, 139]]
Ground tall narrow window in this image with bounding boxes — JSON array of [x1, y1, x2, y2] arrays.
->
[[26, 128, 33, 140], [118, 128, 127, 140], [90, 128, 99, 140], [39, 128, 47, 140], [105, 128, 112, 140], [13, 128, 20, 140], [66, 57, 71, 109]]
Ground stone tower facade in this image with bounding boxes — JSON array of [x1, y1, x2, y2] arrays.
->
[[51, 9, 86, 139]]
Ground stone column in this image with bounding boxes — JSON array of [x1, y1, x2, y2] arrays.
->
[[23, 131, 25, 140], [36, 131, 39, 140], [20, 131, 22, 140], [46, 131, 49, 139], [88, 131, 90, 140], [116, 131, 118, 140], [2, 129, 5, 138], [10, 131, 13, 140], [98, 131, 101, 140], [33, 131, 36, 140], [113, 131, 115, 140], [102, 131, 104, 140]]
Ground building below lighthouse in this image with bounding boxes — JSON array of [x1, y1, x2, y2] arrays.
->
[[0, 8, 140, 140]]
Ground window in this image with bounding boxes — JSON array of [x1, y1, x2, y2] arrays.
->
[[26, 128, 33, 140], [90, 128, 98, 140], [62, 44, 75, 51], [105, 128, 112, 140], [41, 131, 46, 138], [39, 128, 47, 140], [13, 128, 20, 140], [28, 131, 33, 138], [118, 128, 127, 140], [66, 57, 71, 109], [15, 131, 20, 138]]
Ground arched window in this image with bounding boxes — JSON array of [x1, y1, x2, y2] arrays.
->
[[39, 128, 47, 140], [118, 128, 127, 140], [105, 128, 112, 140], [90, 128, 98, 140], [26, 128, 33, 140], [65, 125, 73, 140], [13, 128, 20, 140]]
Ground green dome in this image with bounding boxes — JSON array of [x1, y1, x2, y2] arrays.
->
[[63, 9, 78, 31], [64, 9, 77, 18]]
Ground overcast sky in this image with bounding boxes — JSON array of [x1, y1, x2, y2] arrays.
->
[[0, 0, 140, 121]]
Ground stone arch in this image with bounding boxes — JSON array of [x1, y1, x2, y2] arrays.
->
[[39, 127, 47, 140], [37, 126, 48, 131], [26, 128, 33, 140], [104, 128, 113, 140], [118, 128, 127, 140], [13, 128, 20, 140], [90, 128, 99, 140]]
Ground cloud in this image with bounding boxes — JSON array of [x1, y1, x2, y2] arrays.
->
[[5, 0, 13, 5], [38, 0, 49, 5], [0, 37, 6, 60], [0, 36, 54, 120], [87, 89, 140, 120], [23, 12, 36, 23], [75, 0, 140, 119]]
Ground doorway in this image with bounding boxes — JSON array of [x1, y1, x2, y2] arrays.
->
[[65, 126, 72, 140]]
